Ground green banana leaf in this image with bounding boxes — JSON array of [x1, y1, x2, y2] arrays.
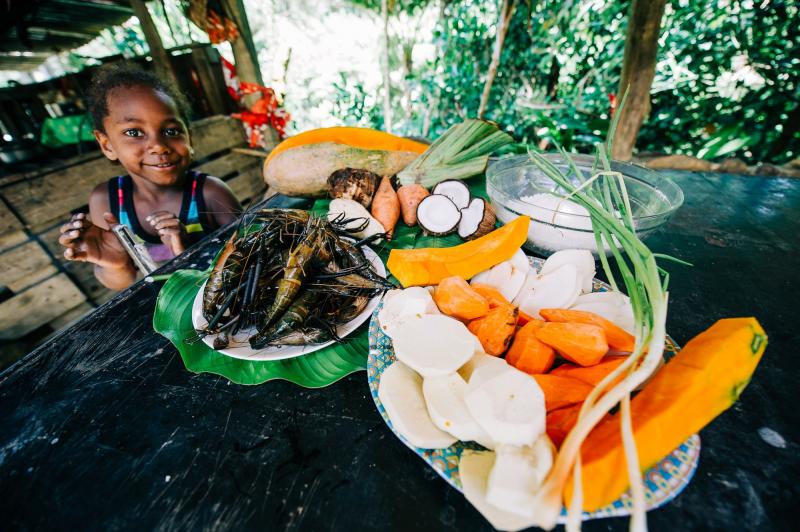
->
[[154, 175, 494, 387]]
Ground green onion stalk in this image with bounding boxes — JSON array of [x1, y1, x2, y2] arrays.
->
[[526, 97, 678, 532]]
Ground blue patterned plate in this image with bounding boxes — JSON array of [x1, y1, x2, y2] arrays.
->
[[367, 257, 700, 523]]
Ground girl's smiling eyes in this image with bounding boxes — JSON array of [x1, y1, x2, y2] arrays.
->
[[121, 126, 184, 138]]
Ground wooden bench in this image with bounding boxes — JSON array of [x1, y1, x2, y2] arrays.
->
[[0, 115, 267, 351]]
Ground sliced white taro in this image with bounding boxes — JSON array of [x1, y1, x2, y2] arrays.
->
[[458, 351, 507, 382], [511, 269, 540, 307], [518, 263, 581, 319], [423, 373, 492, 442], [464, 363, 546, 447], [471, 249, 529, 302], [486, 436, 556, 518], [378, 287, 440, 339], [392, 314, 475, 377], [378, 361, 456, 449], [570, 290, 635, 333], [540, 249, 596, 293], [460, 451, 541, 532]]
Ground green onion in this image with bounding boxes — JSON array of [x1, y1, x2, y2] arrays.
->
[[525, 114, 675, 531], [397, 119, 513, 188]]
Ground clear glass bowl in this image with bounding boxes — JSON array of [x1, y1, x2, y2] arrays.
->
[[486, 154, 684, 256]]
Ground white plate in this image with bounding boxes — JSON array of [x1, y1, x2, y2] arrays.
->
[[191, 246, 386, 361]]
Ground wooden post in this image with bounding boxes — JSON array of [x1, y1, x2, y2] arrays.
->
[[129, 0, 180, 89], [478, 0, 517, 119], [222, 0, 263, 88], [611, 0, 667, 161]]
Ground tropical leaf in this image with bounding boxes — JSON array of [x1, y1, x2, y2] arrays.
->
[[153, 269, 368, 387]]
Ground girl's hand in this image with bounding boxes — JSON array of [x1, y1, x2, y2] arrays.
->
[[58, 212, 132, 270], [146, 211, 186, 255]]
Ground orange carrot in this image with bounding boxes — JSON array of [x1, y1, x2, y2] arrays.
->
[[540, 308, 635, 352], [396, 184, 429, 226], [470, 283, 511, 308], [467, 304, 518, 356], [549, 356, 627, 387], [534, 322, 609, 366], [506, 320, 553, 374], [532, 374, 594, 412], [546, 404, 583, 448], [370, 175, 400, 239], [433, 276, 490, 320], [517, 310, 536, 326]]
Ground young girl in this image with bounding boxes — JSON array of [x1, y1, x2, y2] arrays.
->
[[59, 65, 242, 290]]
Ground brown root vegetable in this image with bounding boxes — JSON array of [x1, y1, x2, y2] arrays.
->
[[396, 184, 430, 226], [327, 168, 380, 208], [371, 175, 401, 239], [458, 197, 496, 240], [263, 142, 419, 197]]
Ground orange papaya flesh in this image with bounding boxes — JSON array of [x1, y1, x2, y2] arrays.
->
[[387, 216, 530, 287], [564, 317, 768, 511]]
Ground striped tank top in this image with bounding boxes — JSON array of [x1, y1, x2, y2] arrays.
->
[[108, 171, 212, 263]]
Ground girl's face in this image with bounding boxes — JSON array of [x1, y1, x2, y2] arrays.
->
[[95, 85, 192, 187]]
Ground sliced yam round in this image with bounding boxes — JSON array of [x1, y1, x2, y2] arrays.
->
[[540, 308, 636, 352], [531, 373, 594, 412], [464, 363, 546, 447], [392, 314, 476, 377], [511, 269, 540, 307], [570, 290, 635, 334], [534, 321, 609, 367], [505, 320, 554, 374], [518, 263, 581, 319], [378, 287, 440, 338], [460, 451, 540, 532], [468, 304, 518, 356], [433, 276, 490, 320], [486, 437, 556, 518], [378, 361, 457, 449], [540, 249, 596, 293], [423, 373, 492, 442], [458, 351, 508, 383]]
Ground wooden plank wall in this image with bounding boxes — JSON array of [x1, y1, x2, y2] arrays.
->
[[0, 115, 267, 353]]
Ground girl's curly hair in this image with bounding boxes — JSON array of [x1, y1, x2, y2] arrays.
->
[[87, 63, 191, 132]]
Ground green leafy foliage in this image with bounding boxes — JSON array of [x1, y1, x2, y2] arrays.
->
[[336, 0, 799, 164]]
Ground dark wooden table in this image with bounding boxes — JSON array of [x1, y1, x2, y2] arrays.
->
[[1, 172, 798, 531]]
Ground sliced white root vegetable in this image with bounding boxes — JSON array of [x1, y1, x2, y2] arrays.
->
[[423, 373, 492, 442], [417, 194, 462, 236], [327, 198, 385, 239], [486, 436, 556, 518], [464, 364, 546, 447], [432, 179, 471, 210], [458, 351, 507, 382], [512, 269, 540, 307], [460, 451, 541, 532], [392, 314, 476, 377], [470, 249, 529, 302], [518, 263, 581, 319], [540, 249, 596, 293], [378, 361, 457, 449], [571, 290, 635, 333], [378, 287, 440, 339]]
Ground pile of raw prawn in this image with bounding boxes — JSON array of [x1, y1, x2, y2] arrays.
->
[[198, 208, 393, 349]]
